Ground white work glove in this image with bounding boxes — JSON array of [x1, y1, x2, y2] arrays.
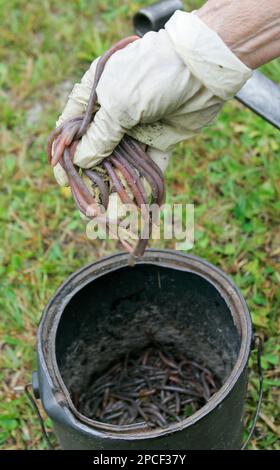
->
[[53, 10, 252, 186], [53, 10, 252, 248]]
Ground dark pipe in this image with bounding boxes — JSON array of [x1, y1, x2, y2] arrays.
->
[[133, 1, 280, 130], [133, 0, 183, 36]]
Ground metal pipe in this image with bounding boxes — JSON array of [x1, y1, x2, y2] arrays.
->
[[236, 71, 280, 129], [133, 0, 183, 36]]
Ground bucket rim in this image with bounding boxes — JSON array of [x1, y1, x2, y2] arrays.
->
[[38, 249, 252, 440]]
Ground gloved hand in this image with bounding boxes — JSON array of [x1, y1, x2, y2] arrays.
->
[[53, 10, 252, 186], [53, 11, 252, 249]]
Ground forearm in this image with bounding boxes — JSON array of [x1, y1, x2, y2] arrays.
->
[[196, 0, 280, 69]]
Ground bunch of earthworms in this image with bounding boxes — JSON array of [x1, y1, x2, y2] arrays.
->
[[77, 345, 221, 428], [47, 36, 165, 257]]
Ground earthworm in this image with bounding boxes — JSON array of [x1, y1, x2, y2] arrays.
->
[[103, 160, 134, 206], [84, 169, 109, 209], [77, 36, 140, 139], [175, 392, 181, 415], [118, 140, 160, 205], [158, 385, 202, 397], [154, 400, 181, 422], [51, 120, 81, 167], [140, 348, 150, 366], [201, 372, 211, 401], [134, 403, 150, 423], [124, 136, 164, 181], [62, 146, 98, 218], [142, 405, 167, 427], [47, 116, 82, 164], [110, 154, 147, 209], [158, 350, 178, 370], [122, 137, 165, 204], [114, 151, 148, 206], [47, 35, 166, 256], [205, 372, 217, 389]]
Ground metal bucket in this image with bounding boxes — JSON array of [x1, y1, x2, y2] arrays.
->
[[33, 249, 256, 450]]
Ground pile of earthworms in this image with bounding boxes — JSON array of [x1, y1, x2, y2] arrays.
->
[[47, 36, 165, 257], [77, 345, 221, 428]]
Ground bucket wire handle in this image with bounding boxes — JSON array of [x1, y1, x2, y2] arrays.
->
[[24, 383, 54, 450], [241, 335, 263, 450]]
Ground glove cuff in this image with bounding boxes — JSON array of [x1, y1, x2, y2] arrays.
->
[[165, 11, 252, 100]]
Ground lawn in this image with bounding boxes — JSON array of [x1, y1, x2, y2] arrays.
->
[[0, 0, 279, 450]]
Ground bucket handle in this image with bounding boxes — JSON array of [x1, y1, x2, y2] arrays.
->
[[241, 335, 263, 450], [24, 383, 54, 450]]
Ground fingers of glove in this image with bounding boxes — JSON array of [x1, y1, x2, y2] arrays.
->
[[72, 105, 126, 168], [96, 30, 189, 125], [56, 57, 100, 127], [53, 163, 69, 187], [127, 91, 223, 152], [125, 120, 191, 153]]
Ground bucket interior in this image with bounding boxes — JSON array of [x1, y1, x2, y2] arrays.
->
[[55, 264, 241, 422]]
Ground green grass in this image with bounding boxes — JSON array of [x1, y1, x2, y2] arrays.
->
[[0, 0, 279, 450]]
